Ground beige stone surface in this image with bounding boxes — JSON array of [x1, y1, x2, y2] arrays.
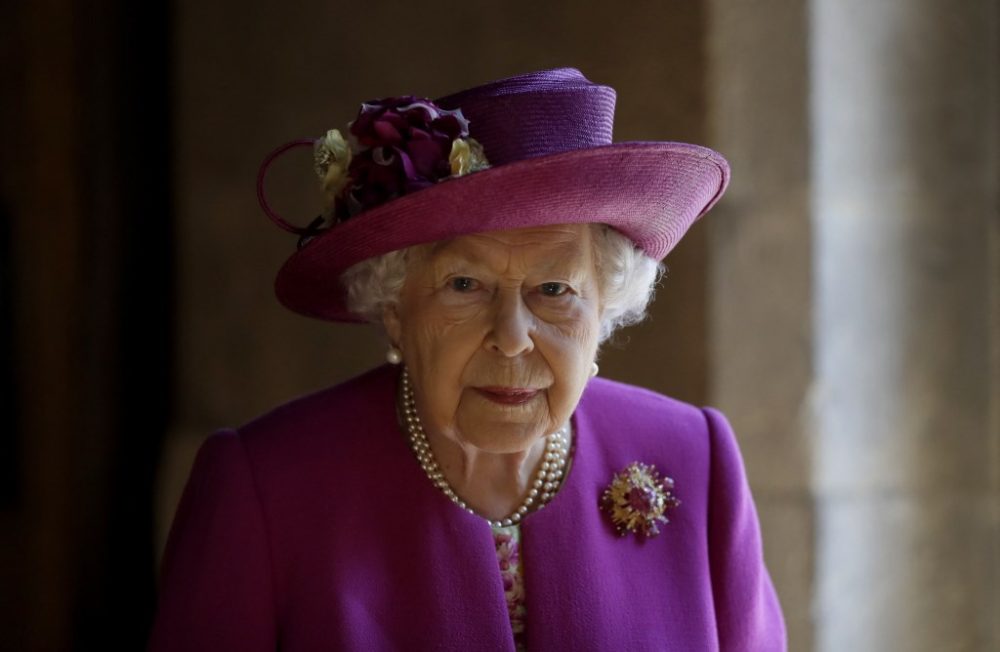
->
[[706, 0, 814, 494], [756, 494, 815, 652], [812, 0, 996, 494], [706, 0, 815, 646], [815, 494, 997, 651], [811, 0, 998, 649]]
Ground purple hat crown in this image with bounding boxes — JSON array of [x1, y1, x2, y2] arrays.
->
[[436, 67, 617, 165]]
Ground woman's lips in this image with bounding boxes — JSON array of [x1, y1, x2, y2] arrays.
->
[[474, 387, 541, 405]]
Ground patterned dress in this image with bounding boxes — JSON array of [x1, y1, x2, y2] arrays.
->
[[492, 524, 527, 651]]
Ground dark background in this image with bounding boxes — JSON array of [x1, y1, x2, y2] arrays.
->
[[3, 0, 173, 648]]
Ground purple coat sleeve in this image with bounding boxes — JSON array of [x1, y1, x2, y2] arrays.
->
[[148, 429, 278, 651], [703, 407, 787, 651]]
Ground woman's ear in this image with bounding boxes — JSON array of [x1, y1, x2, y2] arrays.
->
[[382, 303, 403, 348]]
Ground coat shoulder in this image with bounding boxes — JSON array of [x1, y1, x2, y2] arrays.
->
[[577, 376, 716, 483], [580, 375, 707, 431], [232, 364, 398, 457]]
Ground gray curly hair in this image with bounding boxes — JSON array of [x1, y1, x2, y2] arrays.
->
[[341, 224, 664, 344]]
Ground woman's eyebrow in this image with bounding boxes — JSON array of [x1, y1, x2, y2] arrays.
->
[[431, 241, 506, 269], [431, 251, 495, 275]]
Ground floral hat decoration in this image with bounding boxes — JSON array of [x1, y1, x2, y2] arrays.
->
[[311, 97, 489, 225], [257, 68, 730, 322]]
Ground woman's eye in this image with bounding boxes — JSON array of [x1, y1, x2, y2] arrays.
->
[[448, 277, 479, 292], [539, 282, 570, 297]]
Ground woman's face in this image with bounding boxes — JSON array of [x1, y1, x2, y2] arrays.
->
[[383, 223, 602, 455]]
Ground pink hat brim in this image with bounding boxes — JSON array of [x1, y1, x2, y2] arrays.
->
[[275, 141, 729, 322]]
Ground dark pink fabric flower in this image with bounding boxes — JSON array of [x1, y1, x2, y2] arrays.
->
[[340, 96, 471, 217]]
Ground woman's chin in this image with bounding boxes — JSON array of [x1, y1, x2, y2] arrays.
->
[[462, 430, 547, 456], [454, 415, 551, 455]]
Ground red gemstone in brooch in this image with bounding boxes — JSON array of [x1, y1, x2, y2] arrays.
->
[[601, 462, 680, 538]]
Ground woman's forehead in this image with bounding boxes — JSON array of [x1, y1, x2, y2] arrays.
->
[[427, 224, 593, 265]]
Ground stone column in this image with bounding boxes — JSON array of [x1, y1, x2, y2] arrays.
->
[[706, 1, 815, 648], [811, 1, 998, 650]]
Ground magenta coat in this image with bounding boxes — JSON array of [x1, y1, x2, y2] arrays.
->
[[148, 364, 786, 650]]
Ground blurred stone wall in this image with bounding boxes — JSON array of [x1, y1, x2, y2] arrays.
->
[[706, 0, 999, 650], [808, 1, 998, 649], [706, 2, 814, 646]]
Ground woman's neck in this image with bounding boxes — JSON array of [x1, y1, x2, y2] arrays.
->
[[426, 426, 569, 521]]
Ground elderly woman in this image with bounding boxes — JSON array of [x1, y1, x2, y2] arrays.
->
[[149, 68, 785, 651]]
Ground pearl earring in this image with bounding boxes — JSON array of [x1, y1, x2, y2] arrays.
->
[[386, 346, 403, 365], [590, 362, 599, 377]]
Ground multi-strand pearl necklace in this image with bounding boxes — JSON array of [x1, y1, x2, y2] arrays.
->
[[400, 368, 569, 528]]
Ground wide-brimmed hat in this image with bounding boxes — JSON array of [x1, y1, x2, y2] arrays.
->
[[257, 67, 729, 323]]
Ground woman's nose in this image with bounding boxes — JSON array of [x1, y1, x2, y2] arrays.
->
[[484, 290, 534, 357]]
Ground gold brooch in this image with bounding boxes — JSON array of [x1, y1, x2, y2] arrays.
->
[[601, 462, 680, 538]]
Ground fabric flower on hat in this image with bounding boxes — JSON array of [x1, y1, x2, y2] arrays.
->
[[449, 137, 489, 177], [319, 96, 489, 219], [314, 129, 352, 221]]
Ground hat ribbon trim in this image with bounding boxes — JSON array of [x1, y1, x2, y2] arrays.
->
[[257, 138, 327, 242]]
